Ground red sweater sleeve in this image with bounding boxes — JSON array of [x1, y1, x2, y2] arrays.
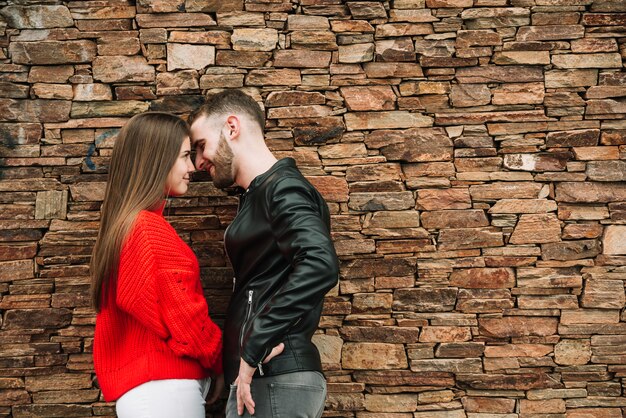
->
[[116, 211, 223, 376]]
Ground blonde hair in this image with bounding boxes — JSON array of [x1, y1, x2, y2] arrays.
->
[[90, 112, 190, 312]]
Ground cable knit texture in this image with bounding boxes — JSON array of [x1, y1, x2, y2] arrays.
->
[[94, 208, 223, 402]]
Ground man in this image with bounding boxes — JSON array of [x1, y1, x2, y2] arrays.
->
[[189, 89, 339, 418]]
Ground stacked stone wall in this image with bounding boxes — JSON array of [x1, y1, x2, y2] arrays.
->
[[0, 0, 625, 417]]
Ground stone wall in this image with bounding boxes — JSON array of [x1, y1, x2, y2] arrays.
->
[[1, 0, 626, 417]]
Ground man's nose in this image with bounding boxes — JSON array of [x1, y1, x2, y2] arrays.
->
[[194, 153, 205, 170]]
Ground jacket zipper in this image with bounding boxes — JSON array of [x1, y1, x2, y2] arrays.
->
[[226, 188, 250, 292], [240, 290, 254, 351]]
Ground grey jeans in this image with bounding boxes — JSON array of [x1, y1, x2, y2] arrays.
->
[[226, 371, 326, 418]]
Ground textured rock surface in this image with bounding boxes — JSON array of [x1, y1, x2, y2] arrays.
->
[[1, 1, 625, 417]]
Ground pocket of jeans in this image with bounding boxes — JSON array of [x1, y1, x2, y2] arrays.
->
[[269, 382, 326, 417]]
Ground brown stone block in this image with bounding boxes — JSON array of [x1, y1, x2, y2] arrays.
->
[[389, 9, 438, 23], [449, 84, 490, 107], [417, 188, 471, 210], [582, 12, 626, 25], [200, 74, 244, 89], [455, 156, 503, 172], [545, 69, 598, 88], [12, 404, 92, 417], [265, 91, 325, 108], [587, 160, 626, 182], [9, 40, 96, 65], [287, 15, 330, 30], [566, 408, 623, 418], [562, 309, 619, 325], [340, 326, 420, 343], [558, 204, 609, 221], [345, 111, 433, 131], [510, 213, 561, 244], [354, 370, 454, 386], [305, 175, 348, 203], [493, 51, 550, 65], [393, 287, 457, 312], [343, 342, 408, 370], [471, 182, 543, 200], [92, 56, 154, 83], [246, 69, 301, 86], [581, 279, 625, 309], [562, 223, 603, 240], [2, 5, 73, 28], [555, 339, 591, 366], [518, 294, 578, 309], [419, 326, 471, 343], [457, 372, 562, 390], [3, 308, 71, 329], [461, 7, 530, 29], [554, 53, 623, 69], [533, 12, 581, 25], [0, 99, 71, 123], [363, 62, 424, 78], [456, 30, 502, 48], [347, 1, 387, 19], [342, 257, 416, 279], [572, 38, 619, 54], [290, 30, 338, 51], [410, 358, 482, 373], [326, 392, 365, 411], [347, 164, 402, 183], [463, 396, 515, 413], [375, 38, 415, 62], [215, 51, 271, 68], [376, 23, 433, 37], [449, 267, 515, 289], [493, 82, 544, 105], [421, 210, 488, 229], [0, 389, 29, 406], [479, 316, 558, 337], [403, 162, 456, 179], [438, 227, 503, 251], [556, 182, 626, 203], [338, 43, 375, 63], [546, 129, 600, 147], [349, 191, 415, 211], [341, 86, 396, 111], [436, 110, 550, 125], [541, 239, 601, 261], [364, 394, 416, 413], [435, 342, 484, 358], [489, 199, 557, 214], [521, 398, 566, 414], [0, 260, 34, 282], [136, 12, 215, 27], [517, 25, 584, 41]]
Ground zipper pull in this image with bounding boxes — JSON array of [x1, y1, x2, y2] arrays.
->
[[248, 290, 253, 304], [258, 362, 264, 376], [232, 277, 236, 292]]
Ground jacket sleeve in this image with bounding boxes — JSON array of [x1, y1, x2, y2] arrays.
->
[[240, 176, 339, 367], [116, 214, 223, 376]]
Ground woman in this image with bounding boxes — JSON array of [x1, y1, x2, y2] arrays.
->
[[90, 112, 223, 417]]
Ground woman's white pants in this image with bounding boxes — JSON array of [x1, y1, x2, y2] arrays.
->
[[116, 378, 211, 418]]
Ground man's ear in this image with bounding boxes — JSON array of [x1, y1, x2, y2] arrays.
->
[[224, 115, 241, 140]]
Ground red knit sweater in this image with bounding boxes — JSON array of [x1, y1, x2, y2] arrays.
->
[[94, 208, 223, 401]]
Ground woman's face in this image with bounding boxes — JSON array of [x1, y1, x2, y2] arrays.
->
[[165, 137, 194, 197]]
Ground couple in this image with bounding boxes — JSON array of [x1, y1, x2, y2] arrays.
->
[[90, 89, 339, 418]]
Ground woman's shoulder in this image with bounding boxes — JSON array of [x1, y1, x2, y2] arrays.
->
[[126, 210, 178, 248]]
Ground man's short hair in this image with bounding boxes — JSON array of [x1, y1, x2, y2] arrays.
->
[[188, 89, 265, 133]]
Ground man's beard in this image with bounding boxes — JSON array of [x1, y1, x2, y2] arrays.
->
[[212, 131, 235, 189]]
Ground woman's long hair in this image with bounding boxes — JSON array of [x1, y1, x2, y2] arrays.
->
[[90, 112, 190, 312]]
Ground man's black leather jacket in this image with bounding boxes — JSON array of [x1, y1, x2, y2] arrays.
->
[[222, 158, 339, 385]]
